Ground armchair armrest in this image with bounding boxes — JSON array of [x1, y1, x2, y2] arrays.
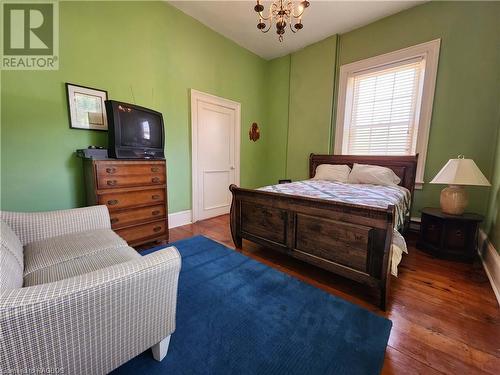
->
[[0, 205, 111, 245], [0, 246, 181, 374]]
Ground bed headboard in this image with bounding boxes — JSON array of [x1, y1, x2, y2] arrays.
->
[[309, 154, 419, 195]]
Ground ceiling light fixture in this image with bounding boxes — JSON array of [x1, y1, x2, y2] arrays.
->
[[254, 0, 310, 42]]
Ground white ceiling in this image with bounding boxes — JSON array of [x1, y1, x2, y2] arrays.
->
[[169, 1, 424, 60]]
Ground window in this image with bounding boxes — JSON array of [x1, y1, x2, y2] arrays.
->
[[343, 58, 424, 155], [335, 39, 440, 187]]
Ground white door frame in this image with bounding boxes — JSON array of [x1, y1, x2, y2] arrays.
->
[[190, 89, 241, 222]]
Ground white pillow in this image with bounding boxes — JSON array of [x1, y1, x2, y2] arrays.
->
[[313, 164, 351, 183], [347, 163, 401, 186]]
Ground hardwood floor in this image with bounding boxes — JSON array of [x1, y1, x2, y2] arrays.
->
[[167, 214, 500, 375]]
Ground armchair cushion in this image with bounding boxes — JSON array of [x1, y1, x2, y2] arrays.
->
[[24, 228, 127, 277], [0, 221, 24, 290], [1, 205, 111, 246], [24, 245, 140, 286]]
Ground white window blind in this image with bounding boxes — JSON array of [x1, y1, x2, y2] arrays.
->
[[343, 58, 425, 156]]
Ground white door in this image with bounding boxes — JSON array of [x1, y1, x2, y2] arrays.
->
[[191, 90, 240, 222]]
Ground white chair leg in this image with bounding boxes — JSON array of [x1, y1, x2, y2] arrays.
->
[[152, 335, 171, 362]]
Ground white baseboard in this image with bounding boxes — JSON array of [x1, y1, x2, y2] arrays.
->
[[168, 210, 192, 229], [478, 230, 500, 306], [410, 216, 421, 231]]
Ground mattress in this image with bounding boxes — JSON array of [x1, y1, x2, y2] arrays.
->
[[259, 180, 411, 276]]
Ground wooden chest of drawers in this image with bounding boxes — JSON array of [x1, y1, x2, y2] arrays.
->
[[83, 159, 169, 247]]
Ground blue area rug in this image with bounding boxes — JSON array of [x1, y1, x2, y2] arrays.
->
[[113, 235, 392, 375]]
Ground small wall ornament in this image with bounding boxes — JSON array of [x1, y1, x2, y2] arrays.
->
[[249, 122, 260, 142]]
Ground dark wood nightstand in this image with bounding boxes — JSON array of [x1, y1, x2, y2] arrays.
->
[[417, 208, 483, 262]]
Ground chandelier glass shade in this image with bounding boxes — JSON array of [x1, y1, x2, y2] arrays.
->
[[254, 0, 310, 42]]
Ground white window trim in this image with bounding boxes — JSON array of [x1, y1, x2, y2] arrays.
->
[[334, 39, 441, 189]]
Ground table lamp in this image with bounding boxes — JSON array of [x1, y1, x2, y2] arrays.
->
[[430, 155, 491, 215]]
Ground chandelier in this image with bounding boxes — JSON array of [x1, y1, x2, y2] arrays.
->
[[254, 0, 310, 42]]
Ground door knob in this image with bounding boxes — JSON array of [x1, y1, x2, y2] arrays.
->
[[230, 166, 235, 170]]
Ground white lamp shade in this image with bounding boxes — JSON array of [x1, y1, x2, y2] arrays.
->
[[430, 157, 491, 186]]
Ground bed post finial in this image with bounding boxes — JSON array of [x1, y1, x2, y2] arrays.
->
[[309, 153, 316, 178]]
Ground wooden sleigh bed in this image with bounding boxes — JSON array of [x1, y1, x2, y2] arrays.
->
[[229, 154, 418, 310]]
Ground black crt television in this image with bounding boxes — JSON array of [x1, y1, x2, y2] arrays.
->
[[105, 100, 165, 159]]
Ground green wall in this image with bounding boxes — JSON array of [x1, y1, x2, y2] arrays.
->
[[268, 1, 500, 217], [485, 117, 500, 250], [1, 1, 269, 213], [261, 55, 290, 183], [286, 35, 337, 181]]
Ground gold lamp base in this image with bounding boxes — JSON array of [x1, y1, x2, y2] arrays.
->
[[440, 185, 468, 215]]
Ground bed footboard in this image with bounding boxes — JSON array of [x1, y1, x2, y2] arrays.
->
[[229, 184, 395, 310]]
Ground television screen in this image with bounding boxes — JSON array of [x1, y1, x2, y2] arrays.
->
[[106, 100, 165, 159], [118, 106, 163, 149]]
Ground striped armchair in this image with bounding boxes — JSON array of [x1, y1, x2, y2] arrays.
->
[[0, 205, 181, 375]]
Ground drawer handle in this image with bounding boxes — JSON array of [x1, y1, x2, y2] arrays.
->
[[152, 210, 161, 216], [110, 218, 119, 224], [106, 167, 117, 174], [455, 230, 463, 237], [107, 180, 117, 186], [152, 194, 161, 200], [151, 177, 160, 183], [153, 226, 162, 233], [151, 167, 160, 173], [107, 199, 118, 206]]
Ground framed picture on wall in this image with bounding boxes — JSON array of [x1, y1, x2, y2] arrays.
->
[[66, 83, 108, 131]]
